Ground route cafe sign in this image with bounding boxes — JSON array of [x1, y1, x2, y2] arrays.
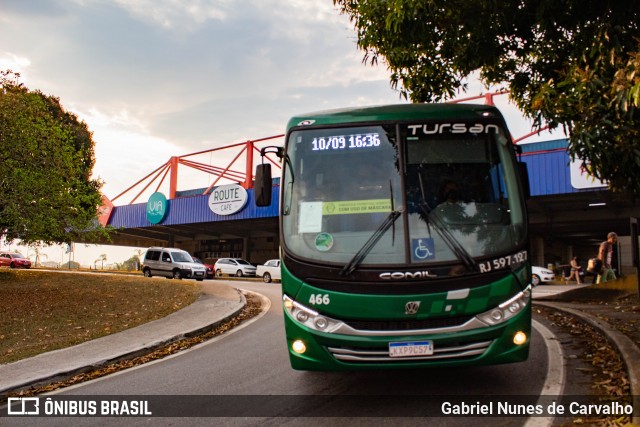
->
[[208, 184, 248, 216]]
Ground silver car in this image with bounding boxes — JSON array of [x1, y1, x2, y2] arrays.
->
[[142, 247, 207, 281], [214, 258, 257, 277]]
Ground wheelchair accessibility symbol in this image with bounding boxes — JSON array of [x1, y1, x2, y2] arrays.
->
[[412, 238, 435, 261]]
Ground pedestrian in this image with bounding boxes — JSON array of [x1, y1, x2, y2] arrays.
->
[[597, 232, 617, 284], [564, 256, 582, 284]]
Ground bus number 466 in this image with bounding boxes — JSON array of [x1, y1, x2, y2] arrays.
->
[[309, 294, 330, 305]]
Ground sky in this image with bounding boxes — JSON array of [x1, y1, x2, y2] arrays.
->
[[0, 0, 563, 266]]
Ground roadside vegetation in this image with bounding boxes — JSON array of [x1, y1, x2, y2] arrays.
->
[[0, 71, 111, 246], [0, 269, 200, 364]]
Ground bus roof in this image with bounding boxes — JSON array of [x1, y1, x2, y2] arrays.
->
[[286, 103, 504, 130]]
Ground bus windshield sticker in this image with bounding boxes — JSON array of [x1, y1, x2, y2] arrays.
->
[[299, 202, 323, 233], [412, 238, 436, 261], [323, 199, 391, 215], [314, 232, 334, 252]]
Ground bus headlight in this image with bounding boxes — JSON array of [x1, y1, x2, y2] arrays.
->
[[513, 331, 527, 345], [490, 309, 503, 322], [283, 295, 341, 333], [292, 340, 307, 354], [508, 302, 520, 313], [314, 317, 328, 330], [477, 286, 531, 326]]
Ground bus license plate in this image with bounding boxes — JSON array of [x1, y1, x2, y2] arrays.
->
[[389, 341, 433, 358]]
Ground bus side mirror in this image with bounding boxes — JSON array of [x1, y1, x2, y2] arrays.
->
[[519, 162, 531, 199], [254, 163, 272, 207]]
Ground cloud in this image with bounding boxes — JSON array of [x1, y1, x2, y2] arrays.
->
[[81, 108, 181, 200], [0, 0, 560, 205], [112, 0, 229, 30], [0, 0, 69, 19], [0, 52, 31, 71]]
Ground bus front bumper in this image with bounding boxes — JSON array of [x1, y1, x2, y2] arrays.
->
[[283, 302, 531, 371]]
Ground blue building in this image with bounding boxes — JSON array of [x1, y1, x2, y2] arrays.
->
[[106, 138, 638, 273]]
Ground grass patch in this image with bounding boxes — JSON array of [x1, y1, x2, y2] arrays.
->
[[0, 269, 201, 364]]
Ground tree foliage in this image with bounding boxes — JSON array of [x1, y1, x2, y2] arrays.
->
[[334, 0, 640, 195], [0, 70, 110, 245]]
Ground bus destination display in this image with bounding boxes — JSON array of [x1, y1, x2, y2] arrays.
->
[[311, 133, 381, 152]]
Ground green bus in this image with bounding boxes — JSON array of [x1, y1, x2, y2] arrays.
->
[[255, 104, 532, 371]]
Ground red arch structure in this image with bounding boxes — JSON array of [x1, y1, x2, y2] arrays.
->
[[110, 134, 284, 205], [109, 92, 548, 206]]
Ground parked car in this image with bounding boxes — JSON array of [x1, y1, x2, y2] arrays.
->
[[256, 259, 281, 283], [214, 258, 257, 277], [193, 257, 214, 279], [531, 266, 555, 286], [0, 252, 32, 269], [141, 247, 207, 281]]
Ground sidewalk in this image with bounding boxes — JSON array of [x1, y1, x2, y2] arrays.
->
[[0, 280, 245, 396], [534, 276, 640, 424]]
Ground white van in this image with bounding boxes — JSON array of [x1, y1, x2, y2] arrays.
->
[[142, 247, 207, 281]]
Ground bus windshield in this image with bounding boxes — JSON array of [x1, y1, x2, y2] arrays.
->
[[281, 121, 526, 276]]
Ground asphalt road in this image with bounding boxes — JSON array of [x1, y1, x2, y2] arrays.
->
[[4, 281, 577, 427]]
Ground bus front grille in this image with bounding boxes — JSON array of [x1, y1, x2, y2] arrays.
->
[[327, 340, 492, 363], [343, 316, 473, 331]]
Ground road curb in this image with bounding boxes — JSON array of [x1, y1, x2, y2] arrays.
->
[[535, 301, 640, 425]]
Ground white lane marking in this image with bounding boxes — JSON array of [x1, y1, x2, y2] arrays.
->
[[523, 319, 566, 427]]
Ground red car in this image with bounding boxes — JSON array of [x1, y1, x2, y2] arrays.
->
[[193, 257, 214, 279], [0, 252, 32, 269]]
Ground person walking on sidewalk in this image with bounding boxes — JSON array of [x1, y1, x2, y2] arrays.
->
[[565, 256, 583, 284], [597, 232, 617, 284]]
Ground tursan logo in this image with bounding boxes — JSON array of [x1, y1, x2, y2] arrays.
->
[[146, 192, 168, 224], [406, 123, 500, 135]]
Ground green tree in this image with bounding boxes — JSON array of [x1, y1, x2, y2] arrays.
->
[[0, 70, 111, 244], [27, 246, 47, 267], [61, 260, 81, 270], [133, 249, 144, 270], [334, 0, 640, 195], [122, 255, 141, 271]]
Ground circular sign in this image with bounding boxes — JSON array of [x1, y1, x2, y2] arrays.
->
[[146, 192, 168, 224], [209, 184, 248, 216], [314, 232, 334, 252]]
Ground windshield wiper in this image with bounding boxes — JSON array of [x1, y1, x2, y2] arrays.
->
[[340, 181, 400, 276], [427, 210, 478, 272], [417, 171, 478, 272], [340, 210, 401, 276]]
